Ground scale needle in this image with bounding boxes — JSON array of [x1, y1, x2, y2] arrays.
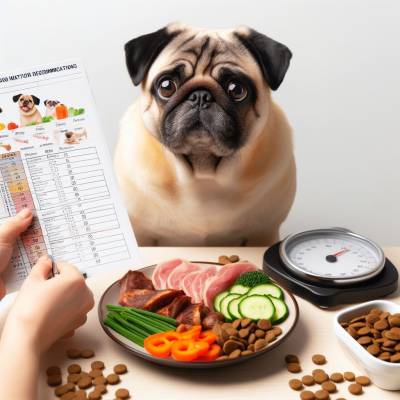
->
[[326, 248, 349, 263]]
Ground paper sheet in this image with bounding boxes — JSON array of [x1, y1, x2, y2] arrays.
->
[[0, 60, 141, 292]]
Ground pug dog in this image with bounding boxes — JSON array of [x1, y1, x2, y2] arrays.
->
[[13, 94, 42, 126], [44, 99, 60, 117], [115, 23, 296, 246]]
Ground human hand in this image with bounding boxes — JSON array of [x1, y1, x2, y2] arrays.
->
[[1, 256, 94, 354], [0, 208, 33, 299]]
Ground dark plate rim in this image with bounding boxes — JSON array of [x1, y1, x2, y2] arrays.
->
[[98, 261, 299, 368]]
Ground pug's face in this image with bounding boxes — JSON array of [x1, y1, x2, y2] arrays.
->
[[125, 24, 291, 176], [13, 94, 40, 116]]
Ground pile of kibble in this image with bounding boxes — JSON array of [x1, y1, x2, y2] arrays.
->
[[46, 347, 131, 399], [285, 353, 372, 400]]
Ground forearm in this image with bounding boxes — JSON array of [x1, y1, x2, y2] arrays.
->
[[0, 321, 40, 400]]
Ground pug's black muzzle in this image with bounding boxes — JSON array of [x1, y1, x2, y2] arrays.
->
[[161, 87, 242, 154]]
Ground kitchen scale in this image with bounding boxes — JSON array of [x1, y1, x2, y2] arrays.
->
[[263, 228, 398, 307]]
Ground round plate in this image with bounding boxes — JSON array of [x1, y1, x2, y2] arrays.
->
[[98, 262, 299, 368]]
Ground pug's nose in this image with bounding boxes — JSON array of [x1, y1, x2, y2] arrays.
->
[[188, 89, 214, 109]]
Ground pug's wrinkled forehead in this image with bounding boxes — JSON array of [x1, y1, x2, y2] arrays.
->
[[125, 23, 292, 92]]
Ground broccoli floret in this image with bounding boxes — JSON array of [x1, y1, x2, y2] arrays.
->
[[235, 271, 270, 287]]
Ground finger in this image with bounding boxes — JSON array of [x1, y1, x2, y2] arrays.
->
[[0, 208, 33, 244], [55, 261, 82, 278], [0, 278, 5, 300], [61, 330, 75, 339], [0, 209, 33, 274], [29, 255, 53, 280]]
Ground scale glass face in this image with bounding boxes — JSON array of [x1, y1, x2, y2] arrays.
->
[[279, 229, 385, 285]]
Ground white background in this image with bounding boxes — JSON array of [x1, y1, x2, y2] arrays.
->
[[1, 0, 399, 245]]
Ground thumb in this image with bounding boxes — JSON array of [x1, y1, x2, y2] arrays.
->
[[0, 209, 33, 244], [29, 255, 53, 280]]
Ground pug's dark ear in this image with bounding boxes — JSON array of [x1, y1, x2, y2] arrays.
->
[[125, 27, 179, 86], [44, 100, 49, 106], [13, 94, 22, 103], [32, 95, 40, 105], [236, 29, 292, 90]]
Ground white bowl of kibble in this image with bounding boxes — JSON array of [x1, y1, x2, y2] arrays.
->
[[334, 299, 400, 390]]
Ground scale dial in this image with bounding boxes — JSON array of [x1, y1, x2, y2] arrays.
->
[[279, 228, 385, 285]]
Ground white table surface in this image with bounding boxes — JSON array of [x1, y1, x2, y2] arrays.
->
[[1, 247, 399, 400]]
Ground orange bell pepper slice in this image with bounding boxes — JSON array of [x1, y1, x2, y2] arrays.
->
[[197, 330, 217, 344], [163, 331, 181, 342], [193, 340, 210, 356], [171, 339, 199, 362], [179, 325, 202, 340], [144, 333, 173, 358], [197, 344, 221, 362]]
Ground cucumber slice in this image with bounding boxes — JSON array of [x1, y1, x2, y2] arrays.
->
[[228, 295, 246, 319], [213, 291, 229, 312], [268, 296, 289, 324], [220, 294, 241, 321], [229, 284, 250, 295], [239, 295, 275, 320], [247, 283, 284, 299]]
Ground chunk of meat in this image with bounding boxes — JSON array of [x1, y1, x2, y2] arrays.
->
[[176, 303, 210, 326], [166, 261, 201, 290], [119, 271, 154, 302], [157, 295, 191, 319], [188, 266, 217, 303], [203, 262, 258, 309], [119, 288, 184, 311], [152, 258, 183, 289]]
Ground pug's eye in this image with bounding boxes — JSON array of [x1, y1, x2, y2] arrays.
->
[[157, 79, 177, 99], [227, 81, 247, 102]]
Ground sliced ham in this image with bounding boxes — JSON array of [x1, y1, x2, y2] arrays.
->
[[152, 258, 183, 289], [189, 266, 217, 303], [181, 269, 203, 296], [203, 262, 258, 309], [166, 261, 201, 290]]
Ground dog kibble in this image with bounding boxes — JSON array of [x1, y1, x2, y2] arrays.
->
[[47, 374, 62, 387], [91, 360, 105, 370], [116, 388, 130, 399], [301, 375, 315, 386], [229, 255, 240, 263], [312, 369, 324, 376], [300, 390, 315, 400], [321, 381, 336, 393], [55, 383, 75, 396], [289, 378, 303, 390], [66, 348, 81, 359], [93, 376, 107, 385], [314, 389, 330, 400], [67, 373, 81, 384], [329, 372, 344, 383], [113, 363, 128, 374], [90, 369, 103, 378], [81, 349, 95, 358], [285, 354, 299, 364], [348, 383, 363, 395], [95, 384, 107, 394], [343, 371, 355, 381], [46, 366, 61, 376], [314, 372, 329, 384], [78, 376, 92, 389], [254, 338, 267, 351], [218, 255, 231, 265], [355, 376, 371, 386], [88, 390, 101, 400], [60, 393, 76, 400], [74, 390, 87, 400], [257, 319, 272, 331], [287, 363, 302, 373], [67, 363, 81, 374], [312, 354, 326, 365], [107, 373, 120, 384]]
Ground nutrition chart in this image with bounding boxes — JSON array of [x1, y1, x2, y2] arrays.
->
[[0, 60, 140, 291]]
